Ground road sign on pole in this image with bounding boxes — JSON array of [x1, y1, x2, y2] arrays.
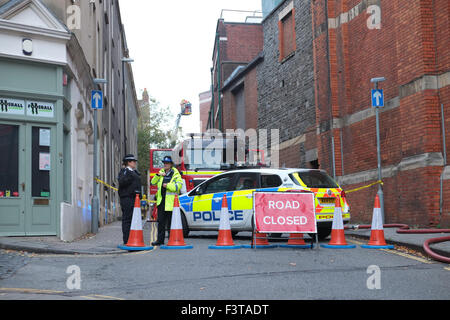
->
[[91, 90, 103, 110], [371, 89, 384, 107]]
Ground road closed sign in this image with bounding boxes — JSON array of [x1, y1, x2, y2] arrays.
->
[[254, 192, 317, 234]]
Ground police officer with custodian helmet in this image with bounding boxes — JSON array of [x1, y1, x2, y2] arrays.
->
[[118, 154, 142, 245], [150, 156, 183, 246]]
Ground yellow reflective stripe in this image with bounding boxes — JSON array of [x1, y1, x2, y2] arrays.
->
[[292, 173, 308, 188], [316, 213, 351, 220], [183, 171, 223, 176], [231, 190, 253, 210], [192, 194, 213, 211]]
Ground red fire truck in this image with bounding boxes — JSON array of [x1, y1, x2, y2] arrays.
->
[[148, 134, 265, 217]]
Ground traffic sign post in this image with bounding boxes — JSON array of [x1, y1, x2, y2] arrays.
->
[[371, 89, 384, 107], [91, 86, 105, 234], [371, 78, 386, 224], [91, 90, 103, 110]]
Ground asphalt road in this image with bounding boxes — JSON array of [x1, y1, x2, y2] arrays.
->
[[0, 232, 449, 300]]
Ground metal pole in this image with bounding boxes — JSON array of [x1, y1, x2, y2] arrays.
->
[[122, 61, 127, 155], [92, 108, 99, 234], [374, 82, 385, 224]]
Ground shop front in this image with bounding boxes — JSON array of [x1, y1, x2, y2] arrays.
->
[[0, 59, 66, 237]]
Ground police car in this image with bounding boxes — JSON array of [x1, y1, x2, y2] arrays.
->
[[178, 168, 350, 240]]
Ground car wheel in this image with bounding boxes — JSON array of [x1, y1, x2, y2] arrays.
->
[[269, 233, 283, 239], [309, 227, 332, 241]]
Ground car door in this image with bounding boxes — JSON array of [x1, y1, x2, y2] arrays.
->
[[187, 172, 238, 230], [231, 172, 261, 228]]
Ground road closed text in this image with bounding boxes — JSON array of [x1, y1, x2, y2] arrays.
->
[[254, 192, 317, 233], [263, 215, 308, 225]]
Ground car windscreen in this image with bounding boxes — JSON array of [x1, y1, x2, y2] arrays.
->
[[290, 171, 339, 188]]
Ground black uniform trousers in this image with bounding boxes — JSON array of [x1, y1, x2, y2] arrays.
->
[[157, 197, 172, 244], [120, 196, 134, 244]]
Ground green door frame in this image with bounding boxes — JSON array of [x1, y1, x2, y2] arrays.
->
[[0, 120, 58, 236]]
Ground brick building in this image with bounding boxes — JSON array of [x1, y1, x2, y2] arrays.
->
[[257, 0, 317, 168], [311, 0, 450, 227], [207, 18, 263, 131], [198, 90, 211, 133], [222, 53, 263, 132]]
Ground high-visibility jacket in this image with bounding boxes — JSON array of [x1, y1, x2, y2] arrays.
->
[[151, 168, 183, 212]]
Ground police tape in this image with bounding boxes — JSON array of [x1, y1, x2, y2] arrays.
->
[[94, 178, 158, 203], [94, 178, 118, 192], [345, 180, 383, 194]]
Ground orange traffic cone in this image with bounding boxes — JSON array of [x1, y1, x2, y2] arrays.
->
[[321, 196, 356, 249], [243, 231, 277, 249], [361, 194, 394, 249], [279, 233, 312, 249], [209, 195, 242, 249], [161, 196, 193, 250], [118, 195, 153, 251]]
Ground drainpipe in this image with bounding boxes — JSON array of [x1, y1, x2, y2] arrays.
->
[[324, 0, 336, 177], [217, 32, 222, 132], [440, 103, 447, 218]]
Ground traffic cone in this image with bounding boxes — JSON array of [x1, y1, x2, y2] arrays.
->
[[279, 233, 312, 249], [118, 194, 153, 251], [209, 195, 242, 249], [321, 196, 356, 249], [361, 194, 394, 249], [161, 195, 193, 250], [243, 231, 277, 249]]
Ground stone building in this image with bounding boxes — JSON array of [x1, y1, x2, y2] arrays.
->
[[0, 0, 139, 240], [257, 0, 317, 168]]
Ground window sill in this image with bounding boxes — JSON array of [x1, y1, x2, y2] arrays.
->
[[280, 51, 295, 64]]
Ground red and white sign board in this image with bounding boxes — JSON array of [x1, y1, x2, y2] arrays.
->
[[253, 192, 317, 234]]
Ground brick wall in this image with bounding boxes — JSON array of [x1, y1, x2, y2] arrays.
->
[[211, 21, 263, 130], [199, 91, 211, 132], [312, 0, 450, 227]]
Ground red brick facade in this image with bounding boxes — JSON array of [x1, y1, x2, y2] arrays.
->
[[199, 90, 211, 133], [209, 20, 263, 131], [311, 0, 450, 227]]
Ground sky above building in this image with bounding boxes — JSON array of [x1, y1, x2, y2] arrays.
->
[[120, 0, 262, 135]]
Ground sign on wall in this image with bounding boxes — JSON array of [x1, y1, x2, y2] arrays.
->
[[0, 98, 55, 118], [0, 98, 25, 115], [27, 101, 54, 118], [254, 192, 317, 234]]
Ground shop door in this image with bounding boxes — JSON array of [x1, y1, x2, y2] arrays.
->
[[0, 122, 56, 236]]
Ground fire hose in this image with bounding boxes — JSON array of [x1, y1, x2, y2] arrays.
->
[[345, 224, 450, 263]]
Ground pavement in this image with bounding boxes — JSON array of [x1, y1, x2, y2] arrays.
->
[[0, 221, 156, 255], [346, 227, 450, 257], [0, 221, 449, 259]]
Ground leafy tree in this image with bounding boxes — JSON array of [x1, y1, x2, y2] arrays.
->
[[137, 95, 182, 193]]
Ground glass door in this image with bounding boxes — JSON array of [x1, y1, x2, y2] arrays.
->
[[25, 125, 56, 235], [0, 123, 25, 235]]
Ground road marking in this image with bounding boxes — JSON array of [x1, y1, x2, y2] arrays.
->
[[381, 249, 433, 264], [444, 267, 450, 271], [83, 294, 125, 300], [347, 239, 433, 264], [0, 287, 65, 295]]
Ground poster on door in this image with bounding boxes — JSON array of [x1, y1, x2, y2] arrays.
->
[[39, 153, 51, 171]]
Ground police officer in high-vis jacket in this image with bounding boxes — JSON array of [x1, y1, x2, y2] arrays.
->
[[118, 154, 142, 245], [150, 156, 183, 246]]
